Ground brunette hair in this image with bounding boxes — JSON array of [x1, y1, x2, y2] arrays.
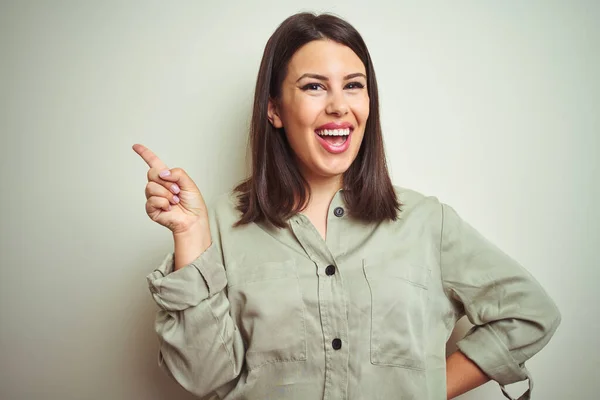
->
[[234, 12, 400, 228]]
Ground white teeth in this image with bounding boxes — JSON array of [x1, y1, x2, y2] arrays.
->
[[316, 128, 350, 136]]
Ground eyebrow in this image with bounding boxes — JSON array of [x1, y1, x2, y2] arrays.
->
[[295, 72, 367, 82]]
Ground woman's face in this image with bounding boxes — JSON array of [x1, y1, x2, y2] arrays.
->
[[268, 39, 370, 184]]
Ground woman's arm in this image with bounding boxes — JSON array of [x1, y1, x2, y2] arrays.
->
[[446, 350, 490, 399], [440, 203, 561, 399], [147, 216, 245, 398], [172, 222, 212, 270]]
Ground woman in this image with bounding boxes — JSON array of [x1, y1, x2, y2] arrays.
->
[[133, 12, 560, 400]]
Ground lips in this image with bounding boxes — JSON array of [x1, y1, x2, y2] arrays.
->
[[315, 129, 352, 154], [315, 121, 354, 131], [313, 122, 355, 154]]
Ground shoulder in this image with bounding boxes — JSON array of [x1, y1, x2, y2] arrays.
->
[[206, 190, 242, 223], [392, 185, 443, 215]]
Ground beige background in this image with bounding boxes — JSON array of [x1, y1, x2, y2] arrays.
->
[[1, 1, 598, 399]]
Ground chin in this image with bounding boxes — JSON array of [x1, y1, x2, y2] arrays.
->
[[314, 157, 354, 178], [299, 144, 360, 181]]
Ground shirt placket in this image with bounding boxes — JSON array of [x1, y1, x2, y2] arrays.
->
[[289, 203, 350, 400]]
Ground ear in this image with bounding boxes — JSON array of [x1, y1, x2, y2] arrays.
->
[[267, 98, 284, 128]]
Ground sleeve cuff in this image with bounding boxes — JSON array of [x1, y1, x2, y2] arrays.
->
[[146, 243, 227, 311], [456, 324, 532, 396]]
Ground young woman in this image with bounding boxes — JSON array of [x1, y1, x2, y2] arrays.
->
[[133, 12, 560, 400]]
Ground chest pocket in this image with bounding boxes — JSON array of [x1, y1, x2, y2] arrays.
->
[[363, 256, 431, 370], [227, 259, 307, 371]]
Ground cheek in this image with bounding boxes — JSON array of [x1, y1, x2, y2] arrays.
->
[[351, 95, 370, 123], [285, 96, 324, 130], [351, 95, 370, 147], [282, 99, 317, 151]]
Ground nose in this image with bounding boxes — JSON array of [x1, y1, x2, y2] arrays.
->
[[325, 89, 349, 116]]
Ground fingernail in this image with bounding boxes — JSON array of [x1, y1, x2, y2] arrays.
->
[[172, 195, 179, 203], [171, 184, 180, 194], [159, 170, 171, 178], [167, 205, 171, 211]]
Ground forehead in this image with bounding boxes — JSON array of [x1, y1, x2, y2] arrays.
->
[[286, 39, 365, 78]]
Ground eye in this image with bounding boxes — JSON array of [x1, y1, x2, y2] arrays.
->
[[345, 81, 365, 90], [301, 82, 325, 91]]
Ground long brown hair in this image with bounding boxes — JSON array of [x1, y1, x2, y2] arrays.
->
[[234, 12, 400, 228]]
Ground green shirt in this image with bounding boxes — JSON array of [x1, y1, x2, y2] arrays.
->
[[147, 186, 560, 400]]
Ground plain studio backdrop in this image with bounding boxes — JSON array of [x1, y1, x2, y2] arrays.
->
[[0, 1, 598, 399]]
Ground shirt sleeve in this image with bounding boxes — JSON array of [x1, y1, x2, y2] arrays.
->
[[440, 203, 561, 400], [146, 218, 245, 399]]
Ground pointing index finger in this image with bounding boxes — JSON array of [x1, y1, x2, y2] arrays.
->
[[132, 144, 168, 170]]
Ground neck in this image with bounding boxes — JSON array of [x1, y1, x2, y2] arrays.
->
[[297, 169, 343, 241], [301, 173, 343, 212]]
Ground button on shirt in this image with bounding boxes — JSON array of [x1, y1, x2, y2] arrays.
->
[[325, 265, 336, 275], [146, 187, 561, 400]]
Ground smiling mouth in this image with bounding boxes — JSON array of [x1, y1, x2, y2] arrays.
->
[[315, 128, 351, 147]]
